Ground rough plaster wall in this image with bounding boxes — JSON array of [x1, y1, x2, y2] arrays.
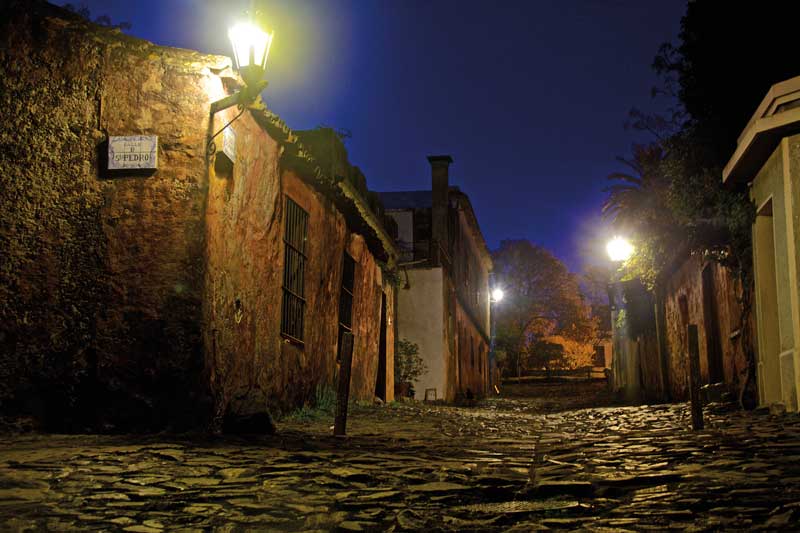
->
[[451, 208, 490, 334], [203, 109, 284, 417], [455, 303, 490, 398], [0, 3, 221, 429], [205, 129, 389, 416], [787, 134, 800, 407], [751, 145, 784, 406], [755, 147, 794, 353], [399, 269, 445, 401], [790, 134, 800, 331], [444, 277, 459, 402], [663, 256, 751, 400], [346, 235, 387, 402]]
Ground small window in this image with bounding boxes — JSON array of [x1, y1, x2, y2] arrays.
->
[[281, 197, 308, 342], [338, 253, 356, 361]]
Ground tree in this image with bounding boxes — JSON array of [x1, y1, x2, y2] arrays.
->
[[603, 143, 682, 289], [492, 240, 598, 376], [653, 1, 800, 167], [394, 339, 426, 398], [603, 0, 794, 406]]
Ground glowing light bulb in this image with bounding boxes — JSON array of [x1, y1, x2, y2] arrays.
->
[[606, 236, 634, 262]]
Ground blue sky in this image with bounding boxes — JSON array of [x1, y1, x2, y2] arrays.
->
[[58, 0, 685, 271]]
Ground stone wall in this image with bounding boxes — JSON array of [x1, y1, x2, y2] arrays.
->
[[0, 2, 222, 429], [663, 255, 753, 400]]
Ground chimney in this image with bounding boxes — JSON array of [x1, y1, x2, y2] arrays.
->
[[428, 155, 453, 265]]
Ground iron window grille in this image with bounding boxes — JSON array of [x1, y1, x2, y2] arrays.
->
[[337, 253, 355, 362], [281, 197, 308, 342]]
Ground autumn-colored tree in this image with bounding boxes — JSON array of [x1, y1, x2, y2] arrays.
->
[[492, 240, 598, 376]]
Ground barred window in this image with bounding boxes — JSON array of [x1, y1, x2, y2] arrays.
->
[[337, 253, 355, 361], [281, 197, 308, 342]]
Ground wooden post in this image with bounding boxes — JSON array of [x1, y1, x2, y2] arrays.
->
[[334, 332, 355, 437], [687, 325, 704, 430]]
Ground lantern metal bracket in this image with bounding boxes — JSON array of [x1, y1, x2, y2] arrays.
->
[[210, 80, 268, 115], [207, 80, 268, 158]]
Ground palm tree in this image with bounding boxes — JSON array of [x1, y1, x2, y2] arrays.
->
[[602, 143, 674, 235]]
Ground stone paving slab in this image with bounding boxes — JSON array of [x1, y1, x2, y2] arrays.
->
[[2, 389, 800, 531]]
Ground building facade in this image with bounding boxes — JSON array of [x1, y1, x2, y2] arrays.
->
[[610, 255, 755, 405], [724, 74, 800, 412], [660, 255, 753, 401], [381, 157, 493, 402], [0, 1, 396, 430]]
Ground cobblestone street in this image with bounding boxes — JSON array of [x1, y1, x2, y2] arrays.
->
[[3, 383, 800, 531]]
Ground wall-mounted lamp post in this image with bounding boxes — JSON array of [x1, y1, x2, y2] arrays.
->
[[491, 288, 504, 303], [207, 16, 273, 159], [606, 236, 634, 263], [489, 285, 504, 394], [210, 19, 274, 115]]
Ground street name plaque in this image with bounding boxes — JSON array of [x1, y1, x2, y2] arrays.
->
[[108, 135, 158, 170]]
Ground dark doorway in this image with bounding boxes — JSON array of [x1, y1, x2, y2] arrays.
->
[[375, 293, 387, 401], [701, 264, 724, 383]]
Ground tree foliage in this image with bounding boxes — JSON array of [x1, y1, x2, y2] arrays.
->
[[602, 1, 795, 406], [492, 240, 598, 376], [394, 339, 426, 390], [653, 1, 800, 165], [603, 1, 791, 288]]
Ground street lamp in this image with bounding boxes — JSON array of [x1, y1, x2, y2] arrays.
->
[[489, 286, 504, 394], [210, 17, 274, 115], [228, 22, 274, 88], [606, 236, 634, 262]]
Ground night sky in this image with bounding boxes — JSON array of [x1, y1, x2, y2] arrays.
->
[[57, 0, 685, 272]]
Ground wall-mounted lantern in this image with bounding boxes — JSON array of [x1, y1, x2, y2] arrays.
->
[[208, 15, 273, 162], [210, 17, 274, 115], [229, 22, 274, 88], [606, 236, 634, 262]]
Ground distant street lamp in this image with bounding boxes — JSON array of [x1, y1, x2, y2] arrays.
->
[[210, 17, 274, 115], [491, 288, 504, 303], [489, 286, 505, 394], [606, 236, 634, 262]]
